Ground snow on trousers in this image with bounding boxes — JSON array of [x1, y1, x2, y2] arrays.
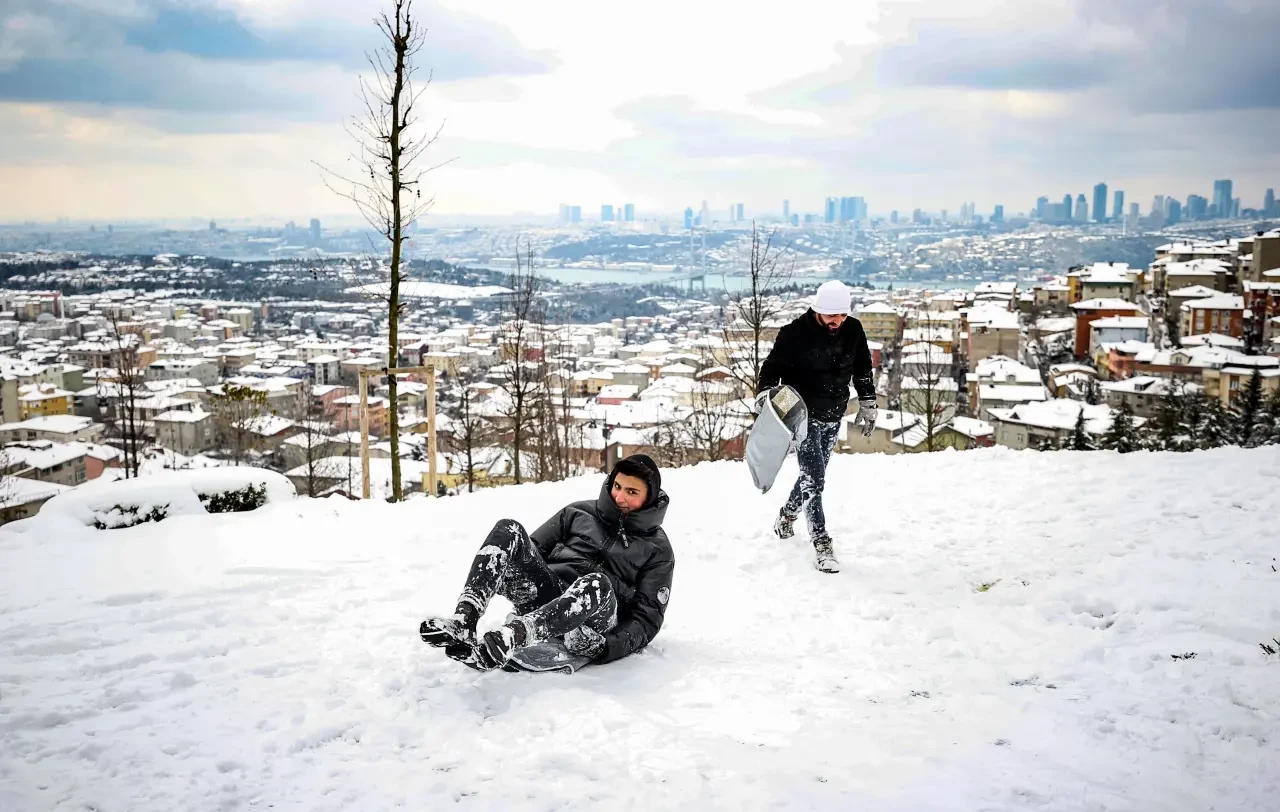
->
[[458, 520, 618, 641], [781, 419, 842, 538]]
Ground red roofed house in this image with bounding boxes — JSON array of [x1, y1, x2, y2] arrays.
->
[[1070, 299, 1143, 359]]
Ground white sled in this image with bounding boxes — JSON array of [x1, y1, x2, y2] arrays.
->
[[746, 385, 808, 493]]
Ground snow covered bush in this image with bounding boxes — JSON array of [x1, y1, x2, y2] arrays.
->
[[9, 467, 295, 534], [199, 482, 268, 514]]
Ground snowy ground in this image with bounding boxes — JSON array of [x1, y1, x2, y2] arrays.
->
[[2, 448, 1279, 811]]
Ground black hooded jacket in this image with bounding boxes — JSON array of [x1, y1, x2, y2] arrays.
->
[[529, 466, 674, 664], [758, 309, 876, 422]]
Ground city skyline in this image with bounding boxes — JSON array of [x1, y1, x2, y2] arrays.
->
[[2, 0, 1279, 221]]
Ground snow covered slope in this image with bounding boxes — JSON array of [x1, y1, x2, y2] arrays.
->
[[2, 449, 1278, 811]]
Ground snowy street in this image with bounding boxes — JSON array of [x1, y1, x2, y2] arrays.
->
[[2, 448, 1278, 811]]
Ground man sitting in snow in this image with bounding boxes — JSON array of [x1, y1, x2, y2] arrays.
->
[[419, 454, 674, 670]]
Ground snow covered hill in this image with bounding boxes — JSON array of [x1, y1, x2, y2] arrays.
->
[[2, 448, 1279, 811]]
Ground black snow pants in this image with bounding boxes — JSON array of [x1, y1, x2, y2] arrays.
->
[[781, 418, 842, 539], [458, 519, 618, 641]]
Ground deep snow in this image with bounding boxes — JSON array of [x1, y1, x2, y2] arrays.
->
[[1, 448, 1279, 811]]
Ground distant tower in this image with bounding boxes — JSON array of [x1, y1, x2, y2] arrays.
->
[[1075, 194, 1088, 222], [1266, 188, 1276, 216], [824, 197, 837, 224], [1129, 202, 1138, 219], [571, 205, 582, 223], [684, 207, 694, 230], [1213, 179, 1233, 219], [1036, 196, 1049, 219], [624, 203, 635, 222], [1092, 183, 1108, 223], [699, 200, 711, 227], [1112, 190, 1124, 221], [209, 219, 217, 232], [601, 204, 614, 222], [309, 218, 321, 243], [735, 203, 744, 222], [993, 205, 1004, 223], [783, 199, 790, 220], [1062, 194, 1072, 220]]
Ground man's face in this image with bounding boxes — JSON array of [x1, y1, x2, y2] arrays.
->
[[816, 312, 847, 334], [611, 472, 648, 513]]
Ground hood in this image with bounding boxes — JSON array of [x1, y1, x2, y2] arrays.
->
[[595, 471, 669, 537]]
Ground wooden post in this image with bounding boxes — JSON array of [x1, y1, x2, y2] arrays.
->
[[356, 364, 436, 499], [359, 369, 371, 499]]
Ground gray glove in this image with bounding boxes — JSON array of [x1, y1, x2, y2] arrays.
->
[[751, 390, 770, 415], [563, 625, 606, 658], [851, 398, 877, 437]]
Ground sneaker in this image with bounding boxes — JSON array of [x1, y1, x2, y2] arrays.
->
[[774, 512, 796, 540], [812, 536, 841, 574], [419, 613, 477, 648]]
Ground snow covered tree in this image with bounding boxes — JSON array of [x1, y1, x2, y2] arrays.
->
[[1145, 382, 1185, 451], [1231, 369, 1265, 447], [1083, 377, 1102, 405], [1262, 386, 1280, 446], [1060, 407, 1096, 451], [1099, 400, 1139, 453], [1197, 395, 1231, 449]]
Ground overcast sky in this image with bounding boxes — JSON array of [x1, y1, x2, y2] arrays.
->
[[2, 0, 1278, 223]]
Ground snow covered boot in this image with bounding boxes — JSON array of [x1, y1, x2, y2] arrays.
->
[[476, 619, 532, 670], [773, 511, 796, 540], [812, 535, 841, 574], [419, 603, 479, 648]]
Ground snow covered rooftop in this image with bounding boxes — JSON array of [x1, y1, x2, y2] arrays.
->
[[1071, 298, 1143, 312], [0, 414, 97, 435], [1181, 294, 1244, 311]]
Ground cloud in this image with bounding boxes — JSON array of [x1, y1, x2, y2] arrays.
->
[[0, 0, 556, 120]]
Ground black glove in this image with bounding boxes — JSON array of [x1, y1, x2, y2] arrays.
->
[[475, 625, 519, 670], [563, 626, 606, 659]]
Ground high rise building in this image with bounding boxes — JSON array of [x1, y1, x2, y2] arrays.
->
[[1036, 197, 1049, 220], [1112, 190, 1124, 221], [559, 204, 571, 223], [735, 203, 744, 222], [1186, 195, 1208, 220], [1075, 194, 1088, 222], [309, 218, 321, 243], [699, 200, 711, 228], [941, 209, 948, 222], [993, 205, 1004, 223], [1062, 194, 1073, 219], [624, 203, 635, 222], [209, 220, 217, 232], [912, 208, 926, 224], [783, 200, 790, 220], [1166, 199, 1182, 225], [601, 204, 614, 222], [683, 207, 693, 230], [1231, 198, 1240, 218], [889, 210, 899, 225], [1266, 188, 1276, 216], [1092, 183, 1108, 223], [824, 197, 837, 224], [1152, 195, 1165, 218], [570, 205, 582, 223], [1213, 179, 1233, 219], [1129, 202, 1139, 219]]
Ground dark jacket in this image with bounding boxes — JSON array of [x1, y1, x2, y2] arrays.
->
[[758, 309, 875, 422], [529, 472, 674, 664]]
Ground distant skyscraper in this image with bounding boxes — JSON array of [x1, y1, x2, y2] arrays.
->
[[209, 220, 217, 232], [1036, 196, 1049, 220], [824, 197, 837, 224], [783, 200, 790, 220], [1152, 195, 1165, 218], [1187, 194, 1208, 220], [1112, 190, 1124, 221], [601, 204, 614, 222], [993, 205, 1004, 223], [699, 200, 711, 227], [309, 218, 321, 243], [624, 203, 635, 222], [890, 210, 899, 225], [1062, 194, 1073, 220], [559, 204, 571, 223], [1213, 179, 1233, 219], [1092, 183, 1108, 223], [1129, 202, 1139, 219], [570, 205, 582, 223], [683, 207, 694, 230], [941, 209, 948, 222], [1231, 198, 1240, 218], [1075, 194, 1088, 222], [1166, 199, 1182, 225], [735, 203, 744, 222], [912, 208, 925, 224], [1266, 188, 1276, 216]]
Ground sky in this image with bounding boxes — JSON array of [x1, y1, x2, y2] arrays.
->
[[1, 0, 1279, 223]]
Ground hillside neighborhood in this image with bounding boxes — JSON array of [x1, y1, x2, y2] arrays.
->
[[1, 226, 1279, 522]]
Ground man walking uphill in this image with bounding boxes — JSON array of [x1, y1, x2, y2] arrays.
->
[[757, 280, 876, 573]]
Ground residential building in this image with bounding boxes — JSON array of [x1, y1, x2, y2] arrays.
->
[[989, 401, 1133, 450], [965, 306, 1020, 367], [2, 440, 89, 486], [1070, 299, 1144, 358], [1180, 295, 1246, 339], [0, 477, 70, 525], [18, 384, 73, 419], [1089, 316, 1150, 354], [153, 408, 216, 454], [967, 356, 1044, 414], [855, 303, 901, 344], [0, 415, 103, 444], [1100, 377, 1200, 419], [1202, 362, 1280, 406]]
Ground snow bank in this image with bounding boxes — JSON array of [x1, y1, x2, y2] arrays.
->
[[11, 467, 295, 534], [1, 448, 1279, 810]]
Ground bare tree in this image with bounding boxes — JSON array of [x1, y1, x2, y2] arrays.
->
[[446, 368, 493, 493], [899, 308, 956, 453], [722, 223, 793, 397], [104, 314, 144, 478], [679, 352, 740, 462], [280, 386, 336, 497], [318, 0, 449, 502], [495, 242, 543, 484]]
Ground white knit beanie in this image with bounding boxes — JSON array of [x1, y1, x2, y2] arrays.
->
[[812, 280, 851, 315]]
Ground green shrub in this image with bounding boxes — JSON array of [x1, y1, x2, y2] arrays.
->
[[199, 482, 268, 514], [92, 503, 169, 530]]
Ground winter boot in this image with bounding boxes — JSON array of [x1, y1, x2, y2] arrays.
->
[[773, 511, 796, 540], [812, 535, 841, 574], [419, 603, 479, 648], [476, 618, 532, 669]]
